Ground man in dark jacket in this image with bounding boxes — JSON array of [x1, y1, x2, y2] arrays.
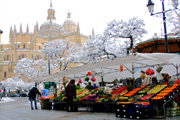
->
[[28, 87, 41, 110], [65, 79, 76, 112]]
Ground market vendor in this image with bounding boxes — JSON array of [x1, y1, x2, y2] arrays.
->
[[85, 82, 94, 90], [162, 73, 171, 85], [152, 77, 158, 84]]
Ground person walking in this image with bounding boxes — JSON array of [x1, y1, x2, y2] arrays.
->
[[28, 87, 41, 110], [65, 79, 76, 112]]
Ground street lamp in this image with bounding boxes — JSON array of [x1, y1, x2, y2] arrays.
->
[[48, 58, 50, 74], [147, 0, 179, 53]]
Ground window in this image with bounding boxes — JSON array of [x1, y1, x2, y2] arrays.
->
[[7, 55, 9, 61], [23, 44, 25, 48], [4, 72, 7, 78], [35, 55, 40, 60], [19, 56, 21, 60], [39, 46, 41, 49], [3, 55, 10, 61], [18, 45, 20, 48]]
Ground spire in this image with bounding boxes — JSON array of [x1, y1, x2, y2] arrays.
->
[[36, 21, 39, 31], [92, 28, 95, 37], [34, 25, 37, 35], [76, 22, 81, 46], [26, 24, 29, 34], [50, 0, 52, 8], [20, 23, 22, 34], [9, 26, 13, 43], [67, 10, 71, 19], [14, 24, 17, 34], [47, 0, 56, 20], [77, 22, 80, 32]]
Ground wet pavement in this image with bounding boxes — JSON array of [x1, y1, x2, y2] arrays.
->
[[0, 97, 179, 120]]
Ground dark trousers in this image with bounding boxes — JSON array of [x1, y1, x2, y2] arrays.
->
[[67, 98, 74, 112]]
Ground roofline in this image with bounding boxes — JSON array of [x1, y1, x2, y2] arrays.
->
[[137, 36, 180, 45]]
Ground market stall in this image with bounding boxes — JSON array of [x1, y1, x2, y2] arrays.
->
[[33, 53, 180, 119]]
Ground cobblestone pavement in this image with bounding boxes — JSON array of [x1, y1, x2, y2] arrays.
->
[[0, 97, 179, 120]]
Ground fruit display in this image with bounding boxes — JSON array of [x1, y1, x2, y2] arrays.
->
[[41, 79, 179, 116], [139, 94, 152, 101], [119, 96, 129, 101], [151, 84, 179, 100], [147, 85, 167, 94], [138, 85, 151, 94], [124, 86, 145, 97]]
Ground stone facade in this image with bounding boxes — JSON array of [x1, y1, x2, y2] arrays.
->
[[0, 1, 89, 81]]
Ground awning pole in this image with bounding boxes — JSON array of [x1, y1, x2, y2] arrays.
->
[[132, 63, 135, 89]]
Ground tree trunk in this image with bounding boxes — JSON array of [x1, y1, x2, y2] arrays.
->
[[127, 35, 133, 55]]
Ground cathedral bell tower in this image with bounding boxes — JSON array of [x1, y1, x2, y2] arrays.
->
[[47, 0, 56, 20]]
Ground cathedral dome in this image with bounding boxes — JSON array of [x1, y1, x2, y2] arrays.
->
[[40, 20, 61, 31], [63, 17, 76, 26], [63, 11, 77, 33]]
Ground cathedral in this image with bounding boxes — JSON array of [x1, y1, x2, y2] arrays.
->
[[0, 1, 91, 81]]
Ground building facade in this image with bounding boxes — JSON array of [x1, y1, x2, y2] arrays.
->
[[0, 1, 89, 81]]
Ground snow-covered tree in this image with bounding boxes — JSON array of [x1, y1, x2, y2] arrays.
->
[[14, 58, 35, 80], [2, 78, 16, 92], [105, 17, 147, 54], [152, 0, 180, 35], [41, 39, 80, 71], [79, 17, 147, 63], [2, 77, 35, 92], [166, 0, 180, 35], [80, 34, 126, 63], [14, 58, 50, 80], [24, 82, 35, 91]]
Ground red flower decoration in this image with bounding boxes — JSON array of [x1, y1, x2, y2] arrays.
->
[[78, 79, 82, 84], [146, 68, 155, 75], [86, 72, 91, 76], [90, 77, 96, 82]]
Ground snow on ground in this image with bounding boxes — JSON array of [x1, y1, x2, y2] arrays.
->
[[0, 97, 14, 103]]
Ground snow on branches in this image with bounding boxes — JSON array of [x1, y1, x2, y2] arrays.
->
[[81, 17, 147, 63], [105, 17, 147, 54], [41, 39, 80, 71], [14, 58, 49, 80]]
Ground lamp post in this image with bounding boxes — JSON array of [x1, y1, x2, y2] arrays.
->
[[48, 58, 50, 74], [147, 0, 179, 53]]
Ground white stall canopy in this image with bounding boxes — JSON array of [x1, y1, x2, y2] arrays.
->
[[30, 53, 180, 83]]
